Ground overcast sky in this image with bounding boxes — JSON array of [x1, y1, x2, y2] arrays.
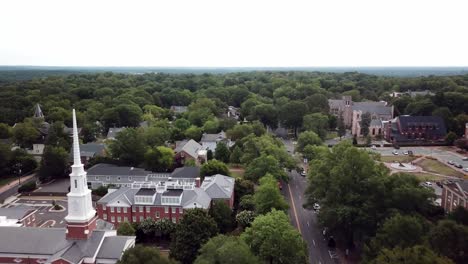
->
[[0, 0, 467, 67]]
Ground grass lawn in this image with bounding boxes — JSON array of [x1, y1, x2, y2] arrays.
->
[[408, 172, 447, 182], [380, 155, 417, 163], [229, 165, 245, 179], [326, 131, 338, 140], [416, 159, 465, 178], [0, 176, 16, 188]]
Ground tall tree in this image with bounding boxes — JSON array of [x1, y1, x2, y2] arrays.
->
[[244, 155, 287, 182], [242, 209, 308, 264], [209, 201, 234, 233], [254, 174, 289, 214], [13, 122, 39, 148], [117, 221, 136, 236], [296, 131, 322, 152], [214, 142, 230, 163], [108, 128, 147, 166], [278, 100, 308, 136], [195, 235, 260, 264], [303, 113, 329, 139], [360, 112, 372, 136], [428, 220, 468, 264], [200, 160, 229, 178], [38, 146, 68, 181], [370, 246, 454, 264], [337, 114, 346, 139], [144, 146, 174, 172], [170, 208, 218, 264]]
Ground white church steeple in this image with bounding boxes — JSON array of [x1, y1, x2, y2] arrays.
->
[[65, 109, 97, 239]]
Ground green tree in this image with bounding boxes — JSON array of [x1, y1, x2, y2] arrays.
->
[[144, 146, 174, 172], [242, 209, 308, 264], [203, 119, 219, 133], [448, 206, 468, 225], [0, 143, 11, 176], [244, 155, 287, 182], [360, 112, 372, 136], [117, 221, 136, 236], [302, 145, 328, 162], [214, 142, 230, 163], [206, 149, 213, 161], [303, 113, 329, 139], [195, 235, 260, 264], [209, 201, 233, 233], [445, 132, 457, 145], [118, 245, 177, 264], [38, 146, 68, 181], [108, 128, 147, 166], [200, 160, 229, 178], [239, 194, 255, 211], [254, 174, 288, 214], [278, 100, 308, 136], [0, 123, 12, 139], [174, 118, 191, 131], [234, 178, 255, 208], [144, 126, 171, 147], [226, 124, 254, 141], [296, 131, 322, 152], [170, 208, 218, 264], [13, 122, 39, 148], [337, 114, 346, 139], [428, 220, 468, 264], [370, 246, 454, 264], [184, 125, 203, 141], [229, 146, 242, 164], [252, 104, 278, 129]]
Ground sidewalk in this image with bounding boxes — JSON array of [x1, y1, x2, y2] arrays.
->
[[0, 173, 35, 193]]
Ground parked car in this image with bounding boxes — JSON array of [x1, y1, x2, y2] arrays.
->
[[300, 170, 307, 177], [447, 160, 455, 165], [408, 150, 414, 156], [454, 163, 463, 169], [392, 150, 399, 155], [424, 181, 432, 187], [436, 182, 443, 187], [464, 168, 468, 172], [371, 145, 377, 150], [403, 150, 409, 155], [462, 157, 468, 161]]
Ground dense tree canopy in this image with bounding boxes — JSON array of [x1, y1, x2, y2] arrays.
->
[[118, 245, 177, 264], [195, 235, 260, 264]]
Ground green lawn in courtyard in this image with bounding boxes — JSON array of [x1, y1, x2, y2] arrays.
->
[[416, 159, 464, 178]]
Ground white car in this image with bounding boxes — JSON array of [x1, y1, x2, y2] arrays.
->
[[403, 151, 409, 155], [371, 145, 377, 150], [313, 203, 320, 210], [392, 150, 398, 155], [463, 168, 468, 172], [424, 181, 432, 186]]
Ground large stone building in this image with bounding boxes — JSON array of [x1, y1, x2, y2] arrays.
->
[[96, 174, 235, 227], [328, 96, 394, 137], [441, 180, 468, 213], [383, 116, 447, 144], [0, 110, 135, 264]]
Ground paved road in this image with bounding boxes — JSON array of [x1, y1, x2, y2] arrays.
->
[[281, 139, 339, 264], [0, 176, 36, 203]]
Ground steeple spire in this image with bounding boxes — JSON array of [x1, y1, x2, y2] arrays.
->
[[33, 103, 44, 118], [72, 109, 82, 166]]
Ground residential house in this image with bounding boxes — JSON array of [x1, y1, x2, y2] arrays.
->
[[0, 109, 134, 264], [170, 106, 188, 114], [106, 127, 126, 140], [175, 139, 205, 165], [0, 206, 37, 227], [441, 180, 468, 213], [200, 131, 232, 153], [200, 174, 235, 208], [70, 142, 106, 165], [383, 116, 447, 144], [227, 106, 240, 120]]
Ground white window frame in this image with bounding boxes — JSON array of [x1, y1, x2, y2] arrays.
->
[[116, 207, 121, 213], [132, 216, 136, 222], [171, 207, 176, 213], [156, 211, 160, 218], [103, 214, 107, 220], [110, 207, 114, 213], [164, 206, 168, 213], [146, 206, 151, 213], [117, 216, 121, 223], [111, 216, 115, 222], [123, 207, 127, 213], [139, 206, 143, 212]]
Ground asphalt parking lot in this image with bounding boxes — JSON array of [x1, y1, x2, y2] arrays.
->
[[7, 198, 68, 227], [369, 147, 468, 170]]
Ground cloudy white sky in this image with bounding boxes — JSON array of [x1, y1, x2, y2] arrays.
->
[[0, 0, 467, 67]]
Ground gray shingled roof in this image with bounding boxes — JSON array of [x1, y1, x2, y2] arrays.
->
[[0, 205, 36, 220], [88, 163, 151, 177], [0, 227, 70, 255], [200, 131, 226, 142], [97, 236, 134, 259], [107, 127, 126, 139], [171, 166, 200, 179], [136, 188, 156, 196], [201, 174, 235, 199], [352, 102, 392, 116], [60, 231, 105, 263], [175, 139, 202, 158]]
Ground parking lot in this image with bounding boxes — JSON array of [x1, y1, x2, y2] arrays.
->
[[369, 146, 468, 172], [5, 198, 68, 228]]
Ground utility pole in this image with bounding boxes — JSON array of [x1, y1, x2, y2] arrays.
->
[[16, 162, 22, 185]]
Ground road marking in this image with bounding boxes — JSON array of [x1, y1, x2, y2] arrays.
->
[[307, 221, 310, 227], [312, 239, 316, 246], [287, 183, 302, 235]]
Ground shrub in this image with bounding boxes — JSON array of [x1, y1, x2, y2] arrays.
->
[[18, 181, 37, 193]]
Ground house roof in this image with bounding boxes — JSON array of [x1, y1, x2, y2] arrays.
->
[[171, 166, 200, 179], [88, 163, 152, 177], [107, 127, 126, 139], [96, 236, 134, 260], [0, 205, 36, 220], [353, 101, 392, 116], [201, 174, 235, 199], [136, 188, 156, 196], [162, 189, 183, 197], [370, 119, 383, 127], [175, 139, 202, 158], [200, 131, 227, 142]]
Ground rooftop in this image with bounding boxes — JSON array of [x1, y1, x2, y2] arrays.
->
[[0, 205, 36, 220], [135, 188, 156, 196]]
